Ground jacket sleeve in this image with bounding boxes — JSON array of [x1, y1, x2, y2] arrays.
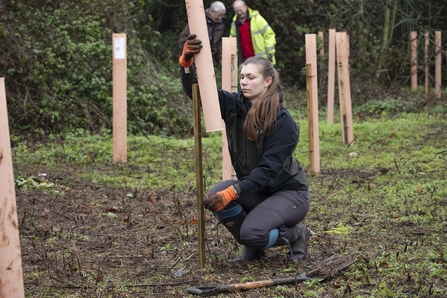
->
[[178, 25, 191, 57], [257, 15, 276, 55], [180, 64, 197, 99], [229, 21, 237, 37], [215, 36, 223, 65]]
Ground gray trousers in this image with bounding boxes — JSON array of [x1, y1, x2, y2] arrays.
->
[[210, 180, 310, 248]]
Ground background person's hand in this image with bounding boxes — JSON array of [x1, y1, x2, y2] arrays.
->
[[179, 34, 202, 67], [204, 186, 237, 213]]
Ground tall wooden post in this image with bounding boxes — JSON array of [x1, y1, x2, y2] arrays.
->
[[112, 33, 127, 163], [327, 29, 336, 124], [336, 32, 354, 145], [410, 31, 418, 90], [192, 84, 205, 268], [230, 53, 239, 180], [221, 38, 237, 180], [424, 32, 430, 94], [305, 34, 320, 173], [435, 31, 442, 98], [185, 0, 222, 132], [0, 78, 25, 298]]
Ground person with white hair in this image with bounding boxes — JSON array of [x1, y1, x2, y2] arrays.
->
[[179, 1, 226, 66]]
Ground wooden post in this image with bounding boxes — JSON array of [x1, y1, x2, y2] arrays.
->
[[112, 33, 127, 163], [424, 32, 430, 94], [327, 29, 336, 124], [336, 32, 354, 145], [305, 65, 317, 173], [192, 84, 205, 268], [222, 38, 236, 92], [0, 78, 25, 298], [410, 31, 418, 90], [230, 53, 238, 180], [305, 34, 320, 173], [185, 0, 222, 132], [231, 54, 239, 93], [435, 31, 442, 98], [221, 38, 237, 180]]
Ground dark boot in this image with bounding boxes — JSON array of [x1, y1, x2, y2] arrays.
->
[[215, 204, 247, 245], [229, 246, 265, 263], [215, 205, 264, 262], [285, 224, 310, 261]]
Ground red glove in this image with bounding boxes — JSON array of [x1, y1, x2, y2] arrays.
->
[[179, 34, 202, 67], [204, 186, 237, 213]]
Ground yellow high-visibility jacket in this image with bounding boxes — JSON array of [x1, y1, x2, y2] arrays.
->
[[230, 7, 276, 65]]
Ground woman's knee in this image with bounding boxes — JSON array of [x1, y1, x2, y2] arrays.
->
[[240, 224, 269, 248]]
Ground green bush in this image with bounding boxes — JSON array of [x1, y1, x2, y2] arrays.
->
[[1, 0, 191, 136]]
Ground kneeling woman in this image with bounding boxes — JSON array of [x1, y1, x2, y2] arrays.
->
[[179, 34, 311, 262]]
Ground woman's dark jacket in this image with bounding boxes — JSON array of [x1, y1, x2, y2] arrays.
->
[[181, 67, 308, 196]]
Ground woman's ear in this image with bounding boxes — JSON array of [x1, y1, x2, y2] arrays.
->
[[264, 77, 273, 88]]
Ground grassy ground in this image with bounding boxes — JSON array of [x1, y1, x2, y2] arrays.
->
[[13, 112, 447, 297]]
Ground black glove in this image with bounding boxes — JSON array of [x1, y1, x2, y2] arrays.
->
[[179, 34, 202, 67]]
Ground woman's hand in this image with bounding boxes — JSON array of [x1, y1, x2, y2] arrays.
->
[[204, 186, 237, 213], [179, 34, 202, 67]]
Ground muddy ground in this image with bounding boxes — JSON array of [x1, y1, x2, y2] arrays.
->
[[15, 163, 362, 297], [15, 153, 447, 297]]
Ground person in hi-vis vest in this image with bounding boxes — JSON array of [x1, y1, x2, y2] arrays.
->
[[230, 0, 276, 65]]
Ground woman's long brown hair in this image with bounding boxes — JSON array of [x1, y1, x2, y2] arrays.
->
[[242, 56, 281, 141]]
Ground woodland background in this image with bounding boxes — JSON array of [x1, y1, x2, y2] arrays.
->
[[1, 0, 447, 136], [3, 2, 447, 296]]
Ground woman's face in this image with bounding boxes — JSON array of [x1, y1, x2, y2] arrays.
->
[[240, 63, 272, 101]]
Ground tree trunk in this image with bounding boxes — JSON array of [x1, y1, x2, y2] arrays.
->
[[375, 0, 398, 81]]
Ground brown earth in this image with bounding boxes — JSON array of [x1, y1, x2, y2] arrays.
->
[[15, 166, 356, 298], [15, 158, 445, 297]]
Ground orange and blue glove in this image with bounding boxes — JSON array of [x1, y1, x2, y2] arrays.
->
[[179, 34, 202, 67], [204, 186, 237, 213]]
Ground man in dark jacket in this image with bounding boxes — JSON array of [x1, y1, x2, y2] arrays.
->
[[178, 1, 226, 66]]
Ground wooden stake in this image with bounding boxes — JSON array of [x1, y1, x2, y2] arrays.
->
[[435, 31, 442, 98], [112, 33, 127, 163], [0, 78, 25, 298], [231, 54, 239, 93], [336, 32, 354, 145], [221, 38, 236, 180], [185, 0, 222, 132], [327, 29, 336, 124], [230, 53, 238, 180], [192, 84, 205, 268], [424, 31, 430, 94], [305, 35, 320, 173], [306, 65, 316, 173], [410, 31, 418, 90]]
